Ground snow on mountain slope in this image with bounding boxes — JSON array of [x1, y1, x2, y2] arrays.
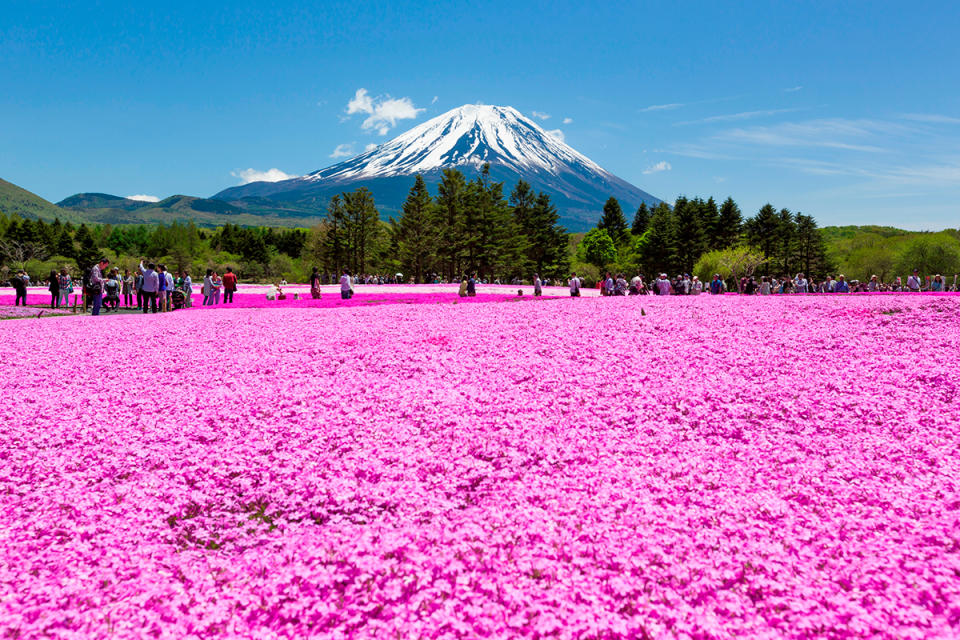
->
[[214, 104, 660, 230], [305, 105, 605, 181]]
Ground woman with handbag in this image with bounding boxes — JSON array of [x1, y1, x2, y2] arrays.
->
[[57, 268, 73, 307]]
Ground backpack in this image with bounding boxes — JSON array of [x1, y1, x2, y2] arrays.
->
[[82, 267, 94, 291]]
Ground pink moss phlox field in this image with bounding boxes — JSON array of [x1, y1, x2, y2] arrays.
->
[[2, 295, 959, 638]]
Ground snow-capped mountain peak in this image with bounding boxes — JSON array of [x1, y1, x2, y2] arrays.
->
[[304, 104, 605, 182]]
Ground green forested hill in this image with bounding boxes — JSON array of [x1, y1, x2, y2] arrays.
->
[[0, 178, 84, 223]]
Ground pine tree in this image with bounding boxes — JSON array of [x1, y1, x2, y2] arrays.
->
[[641, 202, 677, 275], [73, 224, 99, 271], [716, 197, 743, 249], [699, 197, 719, 247], [673, 196, 707, 275], [55, 227, 75, 258], [794, 213, 830, 280], [396, 175, 435, 282], [323, 195, 349, 272], [597, 197, 628, 245], [631, 202, 650, 236], [530, 192, 569, 279], [744, 204, 779, 275], [774, 208, 797, 276], [434, 169, 468, 279], [342, 187, 380, 274], [472, 164, 522, 280]]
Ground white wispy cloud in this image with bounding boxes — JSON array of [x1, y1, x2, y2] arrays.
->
[[643, 161, 672, 174], [562, 117, 573, 124], [431, 96, 438, 104], [344, 88, 424, 135], [902, 113, 960, 125], [545, 129, 565, 142], [364, 143, 378, 152], [677, 107, 808, 126], [231, 168, 299, 184], [640, 103, 684, 112], [784, 86, 803, 93], [330, 144, 355, 159], [532, 111, 551, 120], [126, 194, 160, 202], [713, 118, 899, 153]]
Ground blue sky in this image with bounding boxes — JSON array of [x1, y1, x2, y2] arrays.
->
[[1, 0, 958, 229]]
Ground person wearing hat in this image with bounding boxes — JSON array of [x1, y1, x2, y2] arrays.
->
[[835, 274, 850, 293], [907, 269, 922, 292]]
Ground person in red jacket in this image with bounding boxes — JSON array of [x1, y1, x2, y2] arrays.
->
[[222, 267, 238, 303]]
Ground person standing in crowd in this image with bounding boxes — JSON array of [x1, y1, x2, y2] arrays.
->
[[691, 276, 702, 295], [58, 268, 73, 307], [458, 275, 468, 297], [222, 267, 237, 303], [88, 257, 109, 316], [340, 269, 353, 300], [10, 270, 28, 306], [867, 275, 880, 292], [533, 273, 543, 297], [907, 269, 922, 292], [759, 276, 772, 295], [212, 272, 222, 305], [182, 271, 193, 307], [163, 266, 174, 311], [202, 269, 215, 306], [931, 274, 944, 291], [835, 274, 850, 293], [467, 273, 477, 297], [48, 269, 60, 308], [134, 268, 143, 310], [156, 265, 168, 312], [139, 260, 159, 313], [122, 269, 134, 308], [568, 272, 581, 297], [310, 267, 322, 299], [794, 273, 808, 293], [710, 274, 724, 295], [655, 273, 672, 295]]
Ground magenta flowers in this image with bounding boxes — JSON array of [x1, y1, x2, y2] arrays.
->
[[1, 294, 959, 638]]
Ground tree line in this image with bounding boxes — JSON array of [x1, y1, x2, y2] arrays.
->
[[302, 164, 570, 282], [573, 196, 832, 285]]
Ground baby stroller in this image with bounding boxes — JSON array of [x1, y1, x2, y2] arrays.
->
[[171, 289, 186, 310], [103, 279, 121, 311]]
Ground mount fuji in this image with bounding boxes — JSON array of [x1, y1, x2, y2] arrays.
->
[[214, 105, 661, 231]]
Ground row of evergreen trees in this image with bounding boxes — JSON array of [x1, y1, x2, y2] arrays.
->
[[304, 164, 570, 282], [578, 194, 830, 280]]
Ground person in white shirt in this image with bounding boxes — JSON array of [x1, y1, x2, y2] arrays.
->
[[568, 272, 581, 297], [533, 273, 542, 297], [340, 270, 353, 299], [182, 272, 193, 307], [691, 276, 702, 295], [794, 273, 808, 293], [907, 269, 922, 292], [655, 274, 672, 295]]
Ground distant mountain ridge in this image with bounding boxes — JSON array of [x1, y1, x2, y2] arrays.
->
[[215, 104, 661, 231]]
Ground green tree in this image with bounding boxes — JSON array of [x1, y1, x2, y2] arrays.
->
[[794, 213, 830, 280], [716, 197, 743, 250], [641, 202, 676, 275], [673, 196, 707, 275], [434, 169, 468, 279], [631, 202, 650, 236], [342, 187, 381, 274], [396, 175, 436, 282], [73, 224, 100, 271], [744, 204, 779, 275], [894, 233, 960, 280], [597, 197, 628, 245], [579, 228, 618, 268]]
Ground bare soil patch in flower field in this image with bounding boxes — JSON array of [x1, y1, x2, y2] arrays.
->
[[2, 295, 959, 638]]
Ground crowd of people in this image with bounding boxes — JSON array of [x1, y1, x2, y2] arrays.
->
[[6, 262, 960, 315], [5, 258, 241, 316], [585, 270, 960, 296]]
